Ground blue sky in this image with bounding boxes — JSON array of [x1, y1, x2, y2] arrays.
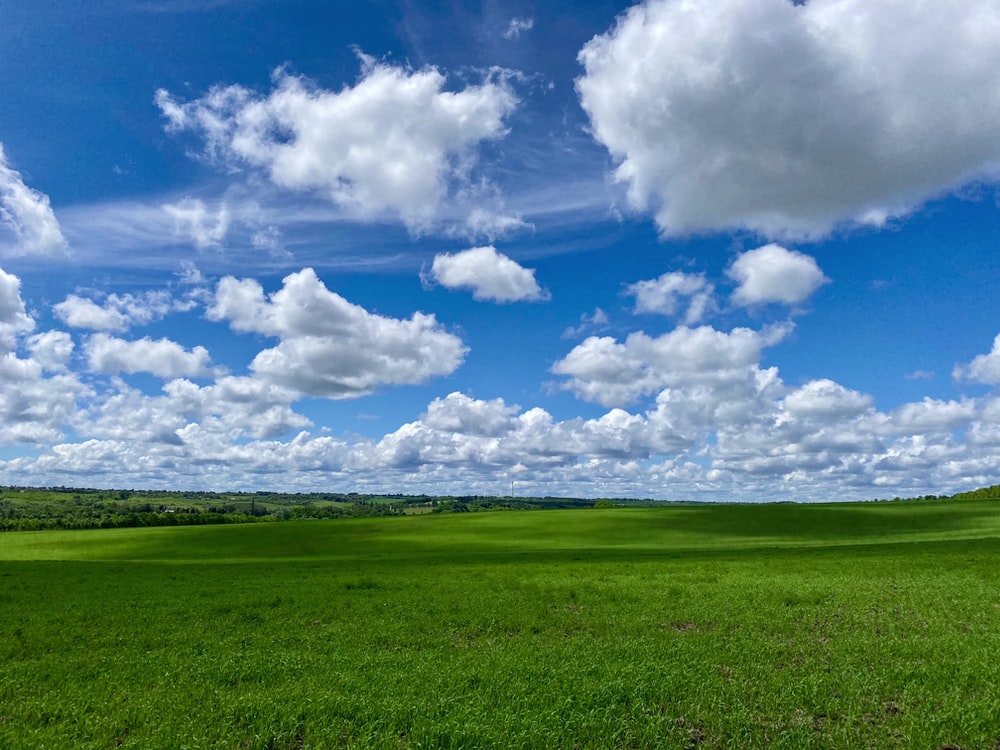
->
[[1, 0, 999, 500]]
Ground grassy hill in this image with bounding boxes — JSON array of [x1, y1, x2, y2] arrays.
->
[[2, 498, 1000, 748]]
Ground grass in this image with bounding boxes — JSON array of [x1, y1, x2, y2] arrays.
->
[[2, 499, 1000, 748]]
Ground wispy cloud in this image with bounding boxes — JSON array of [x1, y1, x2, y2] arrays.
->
[[503, 16, 534, 40]]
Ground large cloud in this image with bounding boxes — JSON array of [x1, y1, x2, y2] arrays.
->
[[728, 244, 828, 306], [428, 245, 548, 302], [0, 144, 68, 257], [577, 0, 1000, 238], [3, 360, 1000, 499], [207, 268, 467, 398], [156, 58, 518, 232], [6, 260, 1000, 499]]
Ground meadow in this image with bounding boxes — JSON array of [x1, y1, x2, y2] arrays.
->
[[2, 499, 1000, 749]]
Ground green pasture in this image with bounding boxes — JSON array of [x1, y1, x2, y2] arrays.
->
[[2, 500, 1000, 748]]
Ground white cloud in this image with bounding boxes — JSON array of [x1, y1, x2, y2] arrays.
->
[[156, 59, 518, 232], [54, 296, 130, 331], [503, 16, 534, 39], [781, 379, 872, 422], [954, 334, 1000, 385], [75, 376, 310, 445], [207, 267, 467, 398], [0, 265, 34, 351], [0, 268, 85, 444], [429, 245, 548, 302], [6, 295, 1000, 499], [0, 144, 68, 256], [626, 271, 716, 324], [4, 369, 1000, 499], [576, 0, 1000, 239], [85, 333, 213, 379], [360, 395, 671, 473], [552, 323, 791, 406], [421, 392, 520, 437], [728, 244, 828, 306], [0, 354, 84, 444], [163, 197, 230, 249], [53, 289, 181, 332], [26, 331, 74, 371], [878, 397, 977, 435]]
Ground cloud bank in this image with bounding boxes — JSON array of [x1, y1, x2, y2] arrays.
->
[[2, 258, 1000, 500]]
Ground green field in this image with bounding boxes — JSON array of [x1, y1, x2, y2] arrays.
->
[[2, 500, 1000, 749]]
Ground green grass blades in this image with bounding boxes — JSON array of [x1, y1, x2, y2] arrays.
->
[[2, 500, 1000, 748]]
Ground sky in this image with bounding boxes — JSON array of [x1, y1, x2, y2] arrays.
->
[[1, 0, 999, 501]]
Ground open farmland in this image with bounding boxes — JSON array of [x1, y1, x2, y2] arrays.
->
[[2, 500, 1000, 749]]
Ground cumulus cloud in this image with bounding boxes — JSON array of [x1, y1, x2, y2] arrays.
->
[[7, 278, 1000, 498], [207, 267, 467, 398], [428, 245, 548, 302], [954, 334, 1000, 386], [54, 296, 130, 331], [421, 392, 520, 437], [163, 198, 230, 249], [53, 289, 182, 332], [552, 323, 791, 406], [0, 144, 68, 256], [75, 376, 310, 446], [0, 267, 85, 443], [85, 333, 213, 379], [359, 394, 678, 474], [576, 0, 1000, 238], [156, 58, 518, 231], [728, 244, 828, 306], [0, 265, 35, 351], [781, 379, 872, 422], [626, 271, 716, 324], [4, 367, 1000, 499], [26, 331, 74, 371], [0, 354, 85, 444], [878, 397, 977, 435]]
